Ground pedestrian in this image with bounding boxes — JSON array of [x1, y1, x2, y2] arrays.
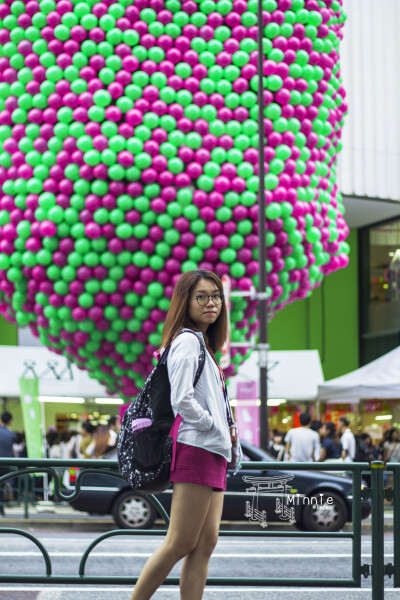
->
[[383, 428, 400, 463], [267, 430, 286, 461], [79, 421, 95, 459], [355, 433, 379, 488], [0, 411, 17, 515], [88, 423, 118, 459], [359, 433, 379, 461], [129, 269, 241, 600], [59, 431, 74, 459], [310, 419, 323, 460], [378, 429, 391, 461], [284, 413, 320, 462], [317, 422, 342, 462], [12, 431, 27, 458], [338, 416, 356, 462], [108, 415, 120, 448], [46, 431, 61, 459], [310, 420, 323, 435]]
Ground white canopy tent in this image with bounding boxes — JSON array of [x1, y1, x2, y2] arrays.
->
[[0, 345, 111, 398], [318, 346, 400, 401], [228, 349, 324, 401]]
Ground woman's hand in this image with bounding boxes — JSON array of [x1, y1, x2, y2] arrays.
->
[[229, 441, 243, 475]]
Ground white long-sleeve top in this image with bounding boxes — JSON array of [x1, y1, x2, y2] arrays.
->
[[167, 328, 232, 461]]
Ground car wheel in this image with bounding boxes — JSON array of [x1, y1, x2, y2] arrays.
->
[[112, 490, 157, 529], [301, 491, 348, 532]]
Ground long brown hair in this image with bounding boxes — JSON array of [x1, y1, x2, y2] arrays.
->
[[160, 270, 228, 353], [93, 425, 111, 458]]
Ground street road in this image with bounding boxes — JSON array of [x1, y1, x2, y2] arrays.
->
[[0, 530, 397, 599]]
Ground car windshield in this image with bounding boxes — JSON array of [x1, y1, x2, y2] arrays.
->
[[240, 441, 276, 463]]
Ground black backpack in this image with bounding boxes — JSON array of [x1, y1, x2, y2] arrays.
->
[[117, 331, 206, 494]]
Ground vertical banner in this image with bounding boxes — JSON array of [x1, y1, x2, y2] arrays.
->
[[235, 381, 260, 445], [19, 378, 44, 458], [220, 274, 231, 369], [119, 403, 129, 423]]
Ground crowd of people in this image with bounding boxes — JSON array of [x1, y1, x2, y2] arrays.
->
[[0, 411, 121, 514], [268, 413, 400, 465], [45, 415, 121, 461], [2, 408, 400, 515]]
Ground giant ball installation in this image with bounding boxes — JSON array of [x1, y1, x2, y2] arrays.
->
[[0, 0, 348, 396]]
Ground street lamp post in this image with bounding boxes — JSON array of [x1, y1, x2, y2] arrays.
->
[[257, 0, 269, 450]]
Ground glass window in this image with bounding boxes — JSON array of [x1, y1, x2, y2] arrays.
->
[[368, 219, 400, 333]]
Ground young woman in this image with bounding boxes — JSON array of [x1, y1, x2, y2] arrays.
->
[[317, 422, 342, 462], [383, 428, 400, 463], [130, 269, 242, 600]]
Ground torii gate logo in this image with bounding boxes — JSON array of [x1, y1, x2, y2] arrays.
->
[[243, 474, 296, 528]]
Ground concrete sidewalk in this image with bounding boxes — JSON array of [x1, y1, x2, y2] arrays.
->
[[0, 503, 116, 530], [1, 587, 398, 599]]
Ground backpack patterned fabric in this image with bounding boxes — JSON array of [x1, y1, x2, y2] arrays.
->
[[117, 331, 206, 494]]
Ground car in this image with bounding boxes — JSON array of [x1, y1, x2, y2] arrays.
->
[[65, 440, 371, 532]]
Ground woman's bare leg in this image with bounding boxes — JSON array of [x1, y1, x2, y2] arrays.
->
[[130, 483, 214, 600], [179, 491, 224, 600]]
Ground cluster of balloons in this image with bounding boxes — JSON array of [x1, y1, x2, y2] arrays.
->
[[0, 0, 348, 396]]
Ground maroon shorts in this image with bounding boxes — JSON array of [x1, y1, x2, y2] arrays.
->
[[170, 442, 228, 491]]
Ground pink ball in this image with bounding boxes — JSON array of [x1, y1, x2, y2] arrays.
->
[[118, 151, 134, 168], [39, 221, 57, 237], [72, 307, 87, 321], [151, 198, 166, 214], [214, 235, 229, 250], [207, 220, 221, 236], [172, 245, 187, 261]]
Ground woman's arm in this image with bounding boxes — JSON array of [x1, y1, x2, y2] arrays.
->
[[317, 446, 327, 462], [168, 334, 213, 431]]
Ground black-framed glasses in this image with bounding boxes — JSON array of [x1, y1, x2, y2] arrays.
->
[[192, 294, 224, 306]]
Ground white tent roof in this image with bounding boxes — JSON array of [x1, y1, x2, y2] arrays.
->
[[318, 346, 400, 400], [228, 350, 324, 401], [0, 345, 110, 398]]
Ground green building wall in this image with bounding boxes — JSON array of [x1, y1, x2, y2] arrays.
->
[[0, 315, 17, 346], [268, 228, 359, 381]]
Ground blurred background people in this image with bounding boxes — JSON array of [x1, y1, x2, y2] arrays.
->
[[310, 420, 323, 460], [378, 429, 391, 461], [86, 423, 118, 459], [0, 411, 17, 515], [46, 431, 61, 459], [354, 433, 377, 463], [267, 430, 285, 461], [317, 422, 342, 462], [284, 413, 320, 462], [383, 428, 400, 463], [13, 431, 26, 458], [338, 416, 356, 462], [80, 421, 96, 459], [108, 415, 120, 447]]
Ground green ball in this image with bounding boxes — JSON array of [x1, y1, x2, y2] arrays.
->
[[116, 223, 133, 239], [231, 263, 246, 278], [148, 282, 164, 298], [79, 293, 94, 309], [216, 207, 232, 222], [132, 252, 149, 268], [182, 260, 198, 272], [266, 203, 282, 219], [197, 234, 213, 249]]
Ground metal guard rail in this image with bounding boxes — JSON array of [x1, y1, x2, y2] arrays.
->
[[0, 458, 393, 598]]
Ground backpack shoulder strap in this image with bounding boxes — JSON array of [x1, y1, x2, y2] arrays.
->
[[193, 334, 205, 387], [159, 329, 205, 388]]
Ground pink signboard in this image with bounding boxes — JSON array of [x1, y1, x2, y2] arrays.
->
[[234, 381, 260, 446]]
